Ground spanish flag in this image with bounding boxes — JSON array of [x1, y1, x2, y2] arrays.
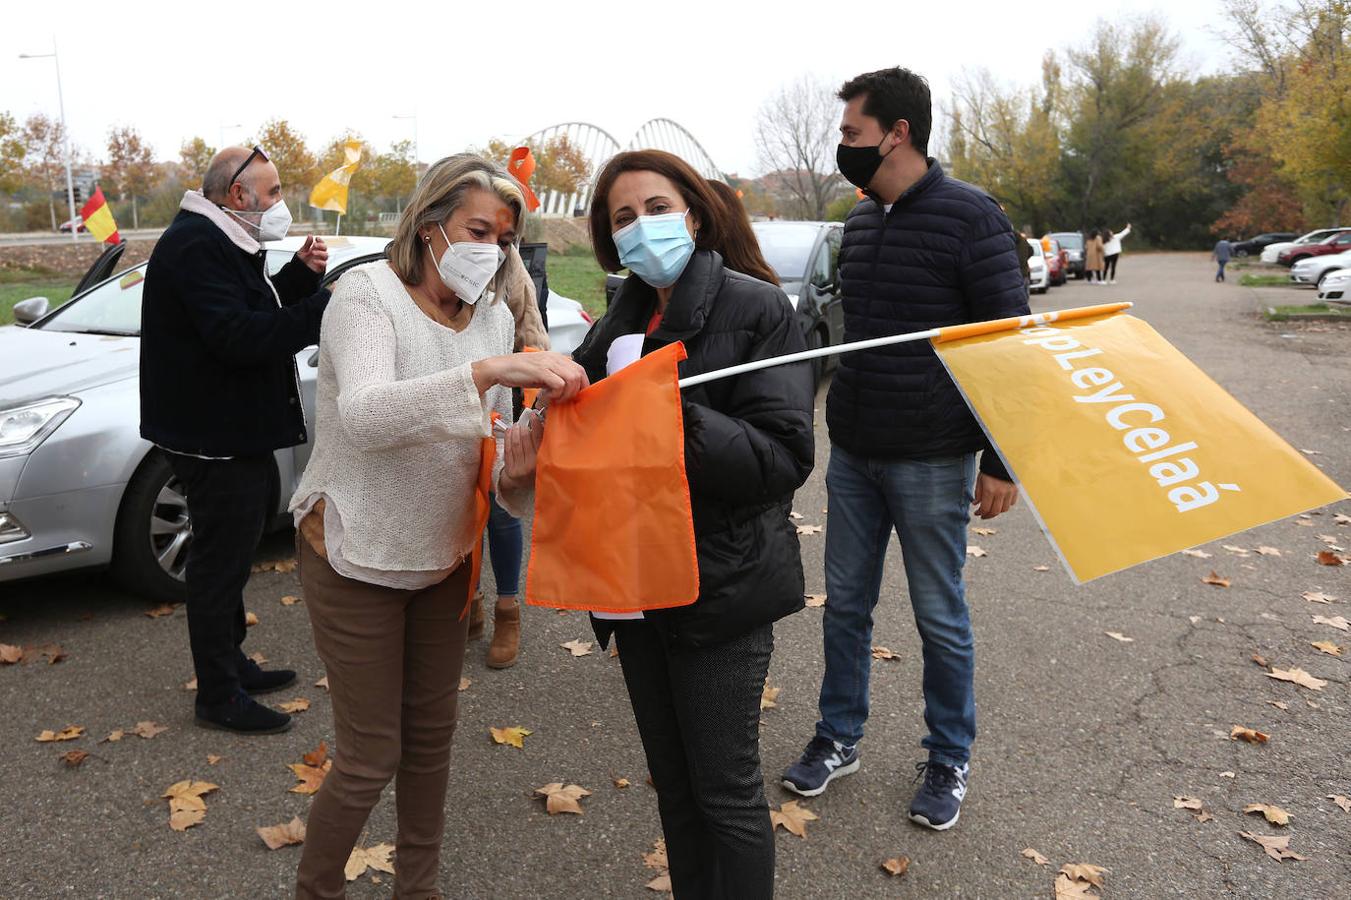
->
[[79, 186, 120, 245], [308, 140, 364, 215]]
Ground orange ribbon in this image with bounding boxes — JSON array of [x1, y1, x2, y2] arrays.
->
[[508, 147, 541, 212]]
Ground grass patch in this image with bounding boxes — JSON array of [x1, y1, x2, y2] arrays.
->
[[0, 268, 75, 326], [546, 251, 609, 319], [1263, 303, 1351, 321], [1239, 273, 1295, 287]]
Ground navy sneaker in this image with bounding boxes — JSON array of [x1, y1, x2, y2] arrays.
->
[[908, 760, 969, 831], [782, 735, 860, 797], [195, 691, 293, 735]]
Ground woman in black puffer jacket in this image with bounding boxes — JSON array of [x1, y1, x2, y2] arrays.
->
[[574, 150, 814, 899]]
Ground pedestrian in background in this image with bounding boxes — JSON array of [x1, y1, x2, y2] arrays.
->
[[139, 145, 330, 735], [1212, 237, 1232, 282], [1084, 229, 1106, 284], [1102, 223, 1131, 283]]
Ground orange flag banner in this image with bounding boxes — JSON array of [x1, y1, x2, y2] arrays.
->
[[525, 342, 698, 613], [508, 147, 540, 212], [79, 186, 121, 245], [465, 413, 499, 616]]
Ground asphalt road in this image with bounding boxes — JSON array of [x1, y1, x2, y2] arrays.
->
[[2, 252, 1348, 899]]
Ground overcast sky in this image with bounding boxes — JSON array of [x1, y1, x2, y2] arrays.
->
[[2, 0, 1238, 178]]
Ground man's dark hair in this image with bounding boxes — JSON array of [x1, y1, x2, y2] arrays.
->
[[838, 67, 932, 155]]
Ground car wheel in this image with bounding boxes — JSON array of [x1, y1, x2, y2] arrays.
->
[[111, 451, 190, 602], [1236, 249, 1249, 258]]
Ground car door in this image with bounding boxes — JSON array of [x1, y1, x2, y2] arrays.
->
[[819, 227, 844, 346]]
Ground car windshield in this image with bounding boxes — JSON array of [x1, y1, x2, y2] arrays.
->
[[1050, 232, 1083, 250], [751, 223, 819, 283], [36, 250, 299, 336]]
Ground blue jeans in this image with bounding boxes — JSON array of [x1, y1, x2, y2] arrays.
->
[[815, 446, 977, 767], [477, 493, 522, 597]]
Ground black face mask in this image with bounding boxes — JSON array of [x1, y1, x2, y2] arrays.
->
[[836, 136, 897, 191]]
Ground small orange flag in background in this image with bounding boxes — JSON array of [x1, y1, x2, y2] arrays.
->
[[79, 186, 120, 245], [525, 342, 698, 614], [508, 147, 540, 212]]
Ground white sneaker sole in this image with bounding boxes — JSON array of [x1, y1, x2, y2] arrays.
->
[[780, 758, 860, 798], [908, 809, 960, 831]]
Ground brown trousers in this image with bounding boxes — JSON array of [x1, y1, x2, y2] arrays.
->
[[295, 537, 471, 900]]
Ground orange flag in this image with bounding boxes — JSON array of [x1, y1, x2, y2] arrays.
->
[[507, 147, 540, 212], [525, 342, 698, 613], [465, 413, 499, 616]]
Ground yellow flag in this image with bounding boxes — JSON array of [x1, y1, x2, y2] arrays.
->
[[933, 309, 1346, 582], [308, 140, 363, 214]]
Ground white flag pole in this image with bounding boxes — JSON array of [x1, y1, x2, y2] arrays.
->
[[677, 328, 940, 389]]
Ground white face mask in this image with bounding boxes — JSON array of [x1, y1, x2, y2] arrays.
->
[[226, 197, 292, 242], [429, 225, 505, 304]]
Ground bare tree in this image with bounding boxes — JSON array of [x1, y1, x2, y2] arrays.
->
[[20, 114, 64, 228], [754, 76, 844, 219]]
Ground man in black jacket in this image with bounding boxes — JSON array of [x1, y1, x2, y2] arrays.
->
[[782, 68, 1028, 831], [140, 146, 330, 734]]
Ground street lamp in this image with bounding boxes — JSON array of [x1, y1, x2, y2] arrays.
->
[[19, 39, 77, 242]]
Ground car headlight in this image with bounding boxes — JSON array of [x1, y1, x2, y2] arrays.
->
[[0, 397, 81, 459]]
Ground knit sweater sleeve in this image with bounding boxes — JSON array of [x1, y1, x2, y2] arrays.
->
[[324, 269, 491, 452]]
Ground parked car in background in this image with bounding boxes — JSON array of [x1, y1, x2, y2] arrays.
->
[[1229, 232, 1297, 257], [57, 217, 87, 234], [1026, 239, 1049, 294], [0, 236, 591, 600], [1318, 267, 1350, 305], [1045, 232, 1084, 278], [1277, 230, 1351, 267], [1261, 227, 1351, 263], [1041, 237, 1068, 285], [1290, 249, 1351, 287]]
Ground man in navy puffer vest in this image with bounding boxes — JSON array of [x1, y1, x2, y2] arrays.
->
[[782, 67, 1029, 832]]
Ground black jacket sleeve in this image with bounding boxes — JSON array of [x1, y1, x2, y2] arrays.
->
[[959, 209, 1029, 482], [270, 253, 323, 305], [681, 299, 815, 504], [171, 237, 329, 368]]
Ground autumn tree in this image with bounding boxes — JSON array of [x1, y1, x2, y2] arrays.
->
[[366, 139, 417, 212], [754, 76, 846, 219], [178, 136, 215, 189], [1, 112, 28, 196], [534, 134, 591, 197], [20, 114, 66, 228], [255, 118, 316, 220], [104, 125, 158, 229]]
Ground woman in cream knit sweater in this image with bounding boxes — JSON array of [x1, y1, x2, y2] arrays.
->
[[290, 155, 586, 899]]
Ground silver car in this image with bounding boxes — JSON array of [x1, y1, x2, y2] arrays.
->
[[0, 235, 592, 600]]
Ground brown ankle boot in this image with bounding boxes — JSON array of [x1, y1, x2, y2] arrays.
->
[[467, 592, 485, 641], [486, 603, 520, 669]]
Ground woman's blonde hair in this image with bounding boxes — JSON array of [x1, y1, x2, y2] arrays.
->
[[388, 154, 527, 291]]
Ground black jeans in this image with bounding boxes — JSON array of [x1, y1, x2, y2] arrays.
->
[[1105, 253, 1119, 279], [613, 620, 775, 900], [165, 452, 272, 707]]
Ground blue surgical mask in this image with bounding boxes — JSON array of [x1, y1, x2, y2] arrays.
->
[[613, 211, 695, 288]]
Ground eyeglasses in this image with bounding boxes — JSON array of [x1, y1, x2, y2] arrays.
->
[[228, 145, 269, 188]]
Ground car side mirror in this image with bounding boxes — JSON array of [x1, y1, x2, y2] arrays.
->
[[12, 296, 50, 326]]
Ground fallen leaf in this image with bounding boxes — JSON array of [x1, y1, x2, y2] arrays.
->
[[60, 749, 89, 767], [1202, 571, 1231, 587], [0, 643, 23, 664], [279, 698, 310, 714], [1222, 544, 1250, 555], [1243, 803, 1291, 826], [1256, 546, 1282, 556], [1189, 615, 1202, 624], [534, 782, 592, 815], [1196, 811, 1215, 822], [1251, 652, 1270, 668], [302, 741, 328, 767], [288, 760, 332, 795], [1327, 795, 1351, 813], [1104, 631, 1134, 643], [967, 545, 988, 557], [1334, 513, 1350, 525], [458, 677, 471, 692], [1239, 831, 1307, 862], [789, 511, 804, 520], [1182, 549, 1213, 558], [609, 645, 619, 658], [101, 730, 125, 743], [796, 524, 823, 535], [169, 808, 205, 831], [1220, 771, 1236, 778], [183, 677, 198, 691], [561, 639, 593, 657], [643, 839, 668, 870], [1316, 550, 1346, 566], [760, 683, 780, 711], [248, 651, 268, 665], [253, 558, 299, 574], [880, 856, 910, 877], [131, 721, 168, 739], [1230, 725, 1270, 744], [1056, 863, 1109, 898], [1173, 795, 1204, 811], [490, 726, 532, 749], [770, 800, 819, 838], [1299, 448, 1322, 455], [207, 754, 223, 766], [314, 675, 329, 691], [344, 842, 395, 881], [871, 646, 898, 660], [1032, 564, 1051, 572], [1311, 640, 1342, 656], [1294, 518, 1314, 527], [1313, 614, 1350, 631], [256, 816, 306, 850], [144, 603, 178, 618], [1302, 591, 1337, 604], [613, 776, 631, 789], [1021, 847, 1050, 865], [163, 780, 219, 831], [280, 594, 301, 606], [1266, 667, 1327, 691], [971, 526, 997, 536], [35, 725, 84, 742], [804, 593, 827, 608], [1267, 700, 1289, 710], [244, 611, 259, 626], [645, 873, 672, 893]]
